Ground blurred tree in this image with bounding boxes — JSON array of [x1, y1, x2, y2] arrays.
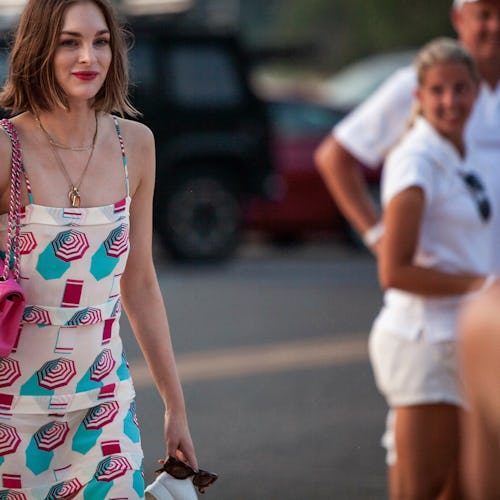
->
[[244, 0, 454, 72]]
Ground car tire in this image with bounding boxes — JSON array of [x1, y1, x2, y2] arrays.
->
[[158, 172, 241, 262]]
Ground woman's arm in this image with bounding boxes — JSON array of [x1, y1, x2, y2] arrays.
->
[[119, 120, 197, 469], [378, 186, 486, 296]]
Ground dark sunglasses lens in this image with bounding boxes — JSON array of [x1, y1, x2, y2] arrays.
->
[[462, 173, 491, 222], [164, 460, 194, 480], [479, 199, 491, 221], [464, 173, 482, 189], [193, 471, 218, 487]]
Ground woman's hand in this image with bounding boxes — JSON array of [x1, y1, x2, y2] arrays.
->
[[164, 407, 198, 471]]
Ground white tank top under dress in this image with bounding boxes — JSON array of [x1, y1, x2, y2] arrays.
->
[[0, 117, 145, 499]]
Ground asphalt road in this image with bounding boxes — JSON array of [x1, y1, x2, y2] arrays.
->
[[120, 239, 389, 499]]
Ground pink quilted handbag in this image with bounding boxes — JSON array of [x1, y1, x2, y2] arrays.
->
[[0, 119, 26, 357]]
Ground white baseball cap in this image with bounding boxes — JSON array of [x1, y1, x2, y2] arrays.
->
[[453, 0, 479, 8]]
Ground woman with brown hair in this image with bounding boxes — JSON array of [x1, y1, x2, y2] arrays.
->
[[0, 0, 202, 497]]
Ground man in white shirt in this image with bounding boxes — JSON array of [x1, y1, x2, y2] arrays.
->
[[315, 0, 500, 270]]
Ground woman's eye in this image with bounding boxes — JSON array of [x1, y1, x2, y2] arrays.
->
[[95, 38, 110, 47], [60, 39, 78, 47], [430, 86, 443, 96]]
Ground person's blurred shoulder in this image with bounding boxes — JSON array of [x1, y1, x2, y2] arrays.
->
[[334, 65, 418, 168]]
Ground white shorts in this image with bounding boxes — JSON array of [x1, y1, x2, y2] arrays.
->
[[369, 327, 465, 407], [369, 327, 465, 465]]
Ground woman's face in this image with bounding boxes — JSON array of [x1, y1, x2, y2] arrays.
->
[[416, 61, 478, 148], [53, 1, 112, 105]]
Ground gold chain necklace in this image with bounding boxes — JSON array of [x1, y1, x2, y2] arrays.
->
[[37, 114, 98, 208], [37, 114, 96, 151]]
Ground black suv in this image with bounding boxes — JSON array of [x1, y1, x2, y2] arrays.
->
[[0, 20, 274, 262], [128, 22, 274, 261]]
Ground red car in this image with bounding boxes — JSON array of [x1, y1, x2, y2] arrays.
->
[[243, 98, 381, 243]]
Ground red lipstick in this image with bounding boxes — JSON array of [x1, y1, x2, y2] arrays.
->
[[73, 71, 98, 81]]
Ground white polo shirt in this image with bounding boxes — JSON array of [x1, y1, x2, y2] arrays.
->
[[334, 65, 500, 272], [372, 117, 492, 342]]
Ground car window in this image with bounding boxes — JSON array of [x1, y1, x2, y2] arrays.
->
[[269, 101, 344, 137], [164, 46, 243, 107]]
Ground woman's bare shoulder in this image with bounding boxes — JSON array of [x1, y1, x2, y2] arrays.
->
[[113, 116, 154, 147]]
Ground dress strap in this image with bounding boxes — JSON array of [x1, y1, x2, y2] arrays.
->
[[0, 119, 34, 204], [111, 115, 130, 198]]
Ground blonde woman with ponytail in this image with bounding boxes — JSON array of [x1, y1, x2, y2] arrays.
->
[[369, 37, 495, 499]]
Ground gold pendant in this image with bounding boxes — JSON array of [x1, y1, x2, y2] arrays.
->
[[69, 187, 81, 208]]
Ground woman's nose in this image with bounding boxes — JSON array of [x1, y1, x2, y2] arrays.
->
[[78, 44, 94, 64], [442, 90, 458, 107]]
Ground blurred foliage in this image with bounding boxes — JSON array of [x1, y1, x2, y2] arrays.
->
[[262, 0, 455, 72]]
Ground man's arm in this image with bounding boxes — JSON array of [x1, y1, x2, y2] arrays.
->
[[314, 66, 416, 252], [315, 135, 380, 246]]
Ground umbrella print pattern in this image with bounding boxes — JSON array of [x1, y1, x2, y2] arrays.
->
[[124, 401, 141, 443], [104, 224, 129, 258], [0, 423, 21, 456], [52, 230, 89, 262], [36, 358, 77, 390], [45, 478, 82, 500], [23, 306, 51, 326], [90, 224, 129, 281], [72, 402, 120, 454], [83, 402, 120, 430], [37, 230, 90, 280], [19, 232, 37, 255], [0, 358, 21, 388], [94, 455, 132, 482], [26, 421, 69, 475], [65, 307, 103, 327], [0, 491, 27, 500], [90, 349, 116, 382], [33, 422, 69, 452]]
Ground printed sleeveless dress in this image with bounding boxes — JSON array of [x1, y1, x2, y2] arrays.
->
[[0, 117, 145, 499]]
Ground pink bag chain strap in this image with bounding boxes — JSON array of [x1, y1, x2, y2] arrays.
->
[[0, 119, 23, 282]]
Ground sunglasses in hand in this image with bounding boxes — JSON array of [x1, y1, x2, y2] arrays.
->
[[155, 456, 218, 494]]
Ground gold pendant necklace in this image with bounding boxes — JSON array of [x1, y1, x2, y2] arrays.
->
[[37, 114, 98, 207]]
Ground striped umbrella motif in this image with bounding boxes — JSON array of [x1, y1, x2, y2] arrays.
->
[[23, 306, 51, 326], [33, 421, 69, 451], [0, 423, 20, 456], [90, 349, 116, 381], [19, 232, 37, 255], [45, 478, 82, 499], [83, 402, 119, 430], [0, 358, 21, 388], [51, 230, 89, 262], [130, 401, 139, 428], [0, 491, 27, 500], [103, 224, 129, 258], [94, 455, 132, 482], [66, 307, 103, 327], [36, 358, 77, 389]]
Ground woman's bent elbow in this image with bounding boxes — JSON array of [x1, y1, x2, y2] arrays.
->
[[378, 268, 401, 290]]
